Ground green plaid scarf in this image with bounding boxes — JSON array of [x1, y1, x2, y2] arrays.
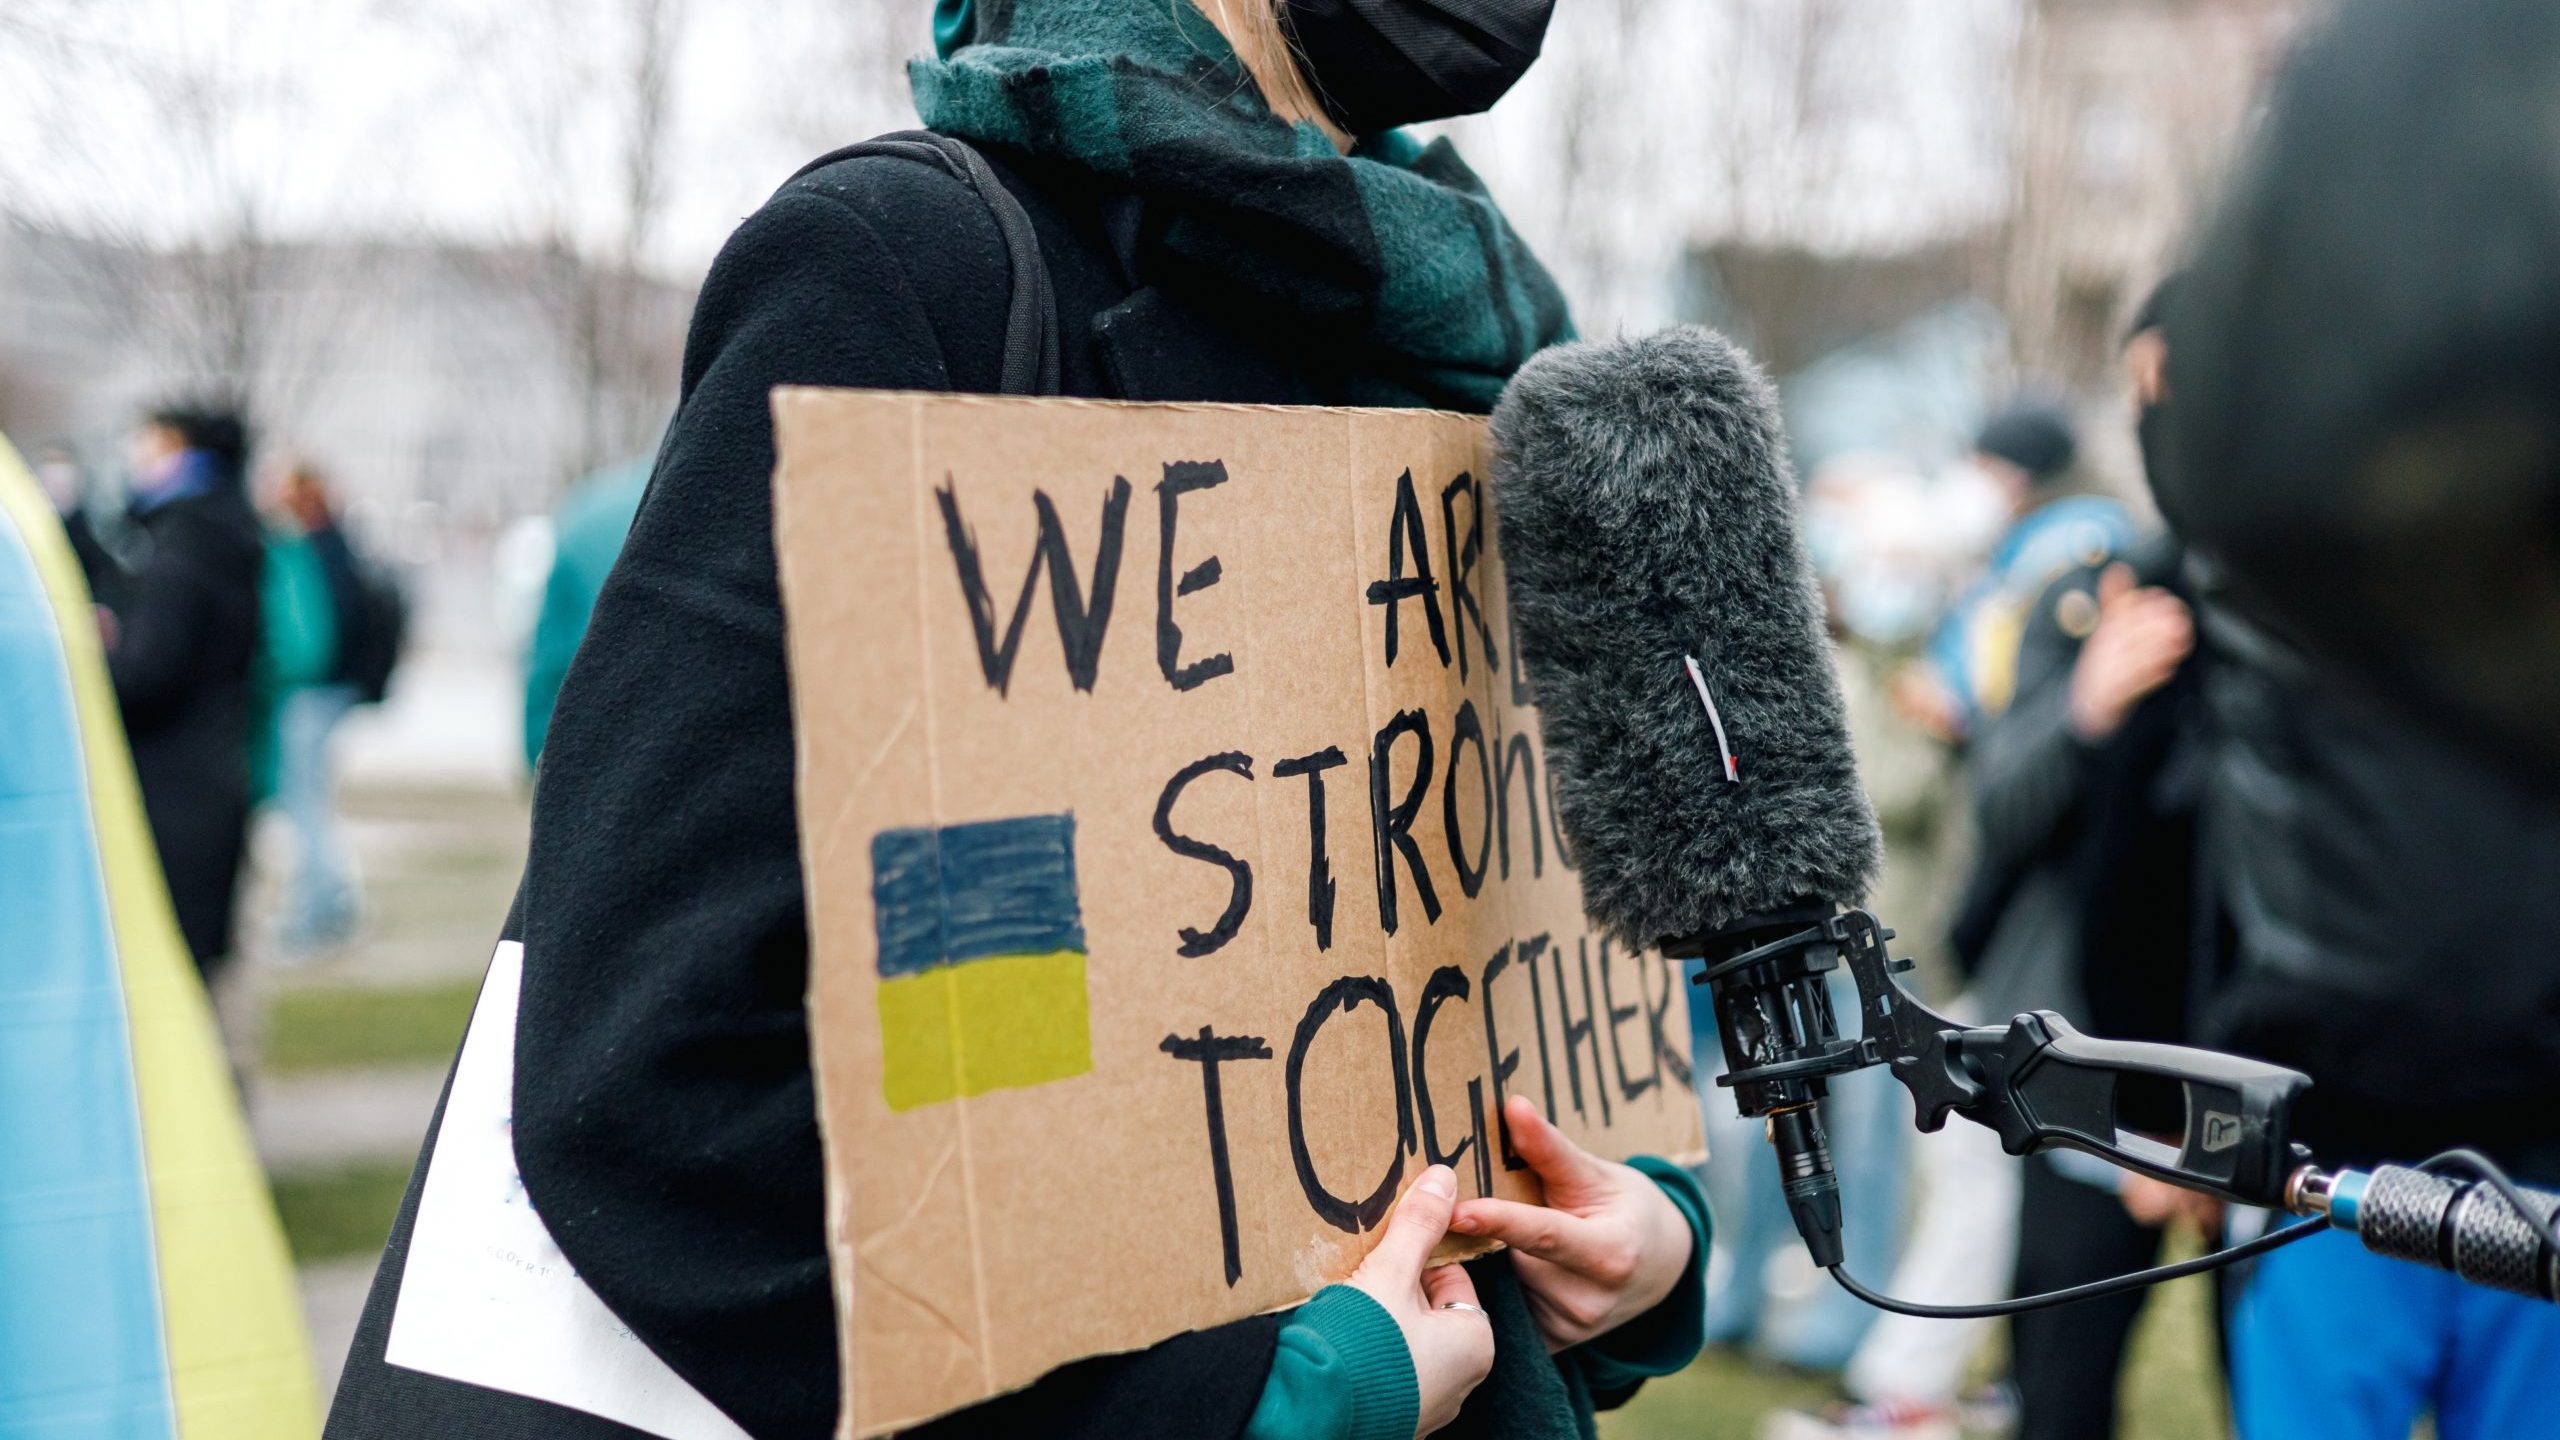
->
[[912, 0, 1573, 412]]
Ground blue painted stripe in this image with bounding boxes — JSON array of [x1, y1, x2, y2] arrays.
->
[[872, 814, 1085, 978], [0, 503, 175, 1436]]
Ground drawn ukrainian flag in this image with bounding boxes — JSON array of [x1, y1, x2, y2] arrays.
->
[[872, 814, 1094, 1111]]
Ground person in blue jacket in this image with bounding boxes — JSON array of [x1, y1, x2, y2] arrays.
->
[[1921, 404, 2134, 741], [521, 457, 647, 769]]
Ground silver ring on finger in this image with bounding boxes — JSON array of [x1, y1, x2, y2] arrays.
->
[[1439, 1301, 1489, 1318]]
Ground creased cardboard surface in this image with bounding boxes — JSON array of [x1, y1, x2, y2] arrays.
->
[[771, 390, 1704, 1438]]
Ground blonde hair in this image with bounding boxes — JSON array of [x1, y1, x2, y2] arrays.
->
[[1191, 0, 1345, 143]]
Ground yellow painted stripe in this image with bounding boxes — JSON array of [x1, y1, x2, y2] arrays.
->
[[877, 951, 1093, 1111], [0, 439, 319, 1439]]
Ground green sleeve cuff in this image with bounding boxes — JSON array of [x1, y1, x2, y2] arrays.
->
[[1568, 1156, 1713, 1396], [1243, 1285, 1418, 1440]]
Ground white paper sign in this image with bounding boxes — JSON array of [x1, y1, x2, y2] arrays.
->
[[386, 941, 751, 1440]]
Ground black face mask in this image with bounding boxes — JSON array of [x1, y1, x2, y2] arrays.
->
[[2136, 399, 2173, 494], [1281, 0, 1556, 134]]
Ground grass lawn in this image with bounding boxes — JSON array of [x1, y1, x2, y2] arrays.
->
[[265, 980, 480, 1072], [272, 1161, 417, 1263], [1601, 1265, 2230, 1440]]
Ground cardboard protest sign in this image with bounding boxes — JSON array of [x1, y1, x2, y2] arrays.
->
[[771, 391, 1704, 1437]]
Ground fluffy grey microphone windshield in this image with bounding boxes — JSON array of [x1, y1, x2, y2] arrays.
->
[[1491, 326, 1880, 947]]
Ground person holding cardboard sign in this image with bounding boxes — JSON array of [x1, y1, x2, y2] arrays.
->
[[324, 4, 1710, 1440], [1271, 1094, 1708, 1439]]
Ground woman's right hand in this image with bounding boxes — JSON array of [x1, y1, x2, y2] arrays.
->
[[1342, 1164, 1495, 1437]]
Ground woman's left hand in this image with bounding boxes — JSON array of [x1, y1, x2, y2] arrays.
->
[[1448, 1095, 1694, 1353]]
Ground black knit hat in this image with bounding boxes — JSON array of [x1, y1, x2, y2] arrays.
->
[[1974, 403, 2077, 486], [145, 401, 253, 489]]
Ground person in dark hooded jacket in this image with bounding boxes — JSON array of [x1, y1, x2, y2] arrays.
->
[[325, 6, 1709, 1440], [104, 405, 265, 975], [2155, 4, 2560, 1432]]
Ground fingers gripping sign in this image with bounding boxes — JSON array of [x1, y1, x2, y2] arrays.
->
[[1342, 1165, 1495, 1437], [1448, 1096, 1693, 1353]]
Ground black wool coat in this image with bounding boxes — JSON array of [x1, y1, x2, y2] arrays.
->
[[327, 145, 1622, 1440], [106, 486, 263, 971]]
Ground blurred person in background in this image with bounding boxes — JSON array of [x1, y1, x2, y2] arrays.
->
[[1752, 462, 1976, 1440], [34, 441, 114, 593], [522, 455, 648, 770], [1796, 460, 1964, 957], [1781, 395, 2167, 1440], [1693, 459, 1929, 1380], [2068, 281, 2229, 1244], [1945, 334, 2195, 1440], [102, 404, 265, 977], [258, 459, 398, 960], [1961, 553, 2197, 1440], [1906, 403, 2131, 742], [328, 4, 1715, 1439]]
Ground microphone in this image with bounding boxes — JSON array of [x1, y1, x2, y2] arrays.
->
[[1492, 326, 2560, 1315], [1492, 326, 1882, 1268], [1491, 327, 2314, 1280], [1489, 325, 1881, 948]]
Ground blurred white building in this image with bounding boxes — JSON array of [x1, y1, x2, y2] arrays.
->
[[0, 223, 688, 668], [0, 226, 687, 521]]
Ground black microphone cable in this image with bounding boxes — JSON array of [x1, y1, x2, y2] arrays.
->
[[1828, 1216, 2325, 1319], [1824, 1148, 2560, 1317]]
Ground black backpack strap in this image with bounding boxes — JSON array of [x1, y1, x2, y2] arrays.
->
[[787, 131, 1060, 396]]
